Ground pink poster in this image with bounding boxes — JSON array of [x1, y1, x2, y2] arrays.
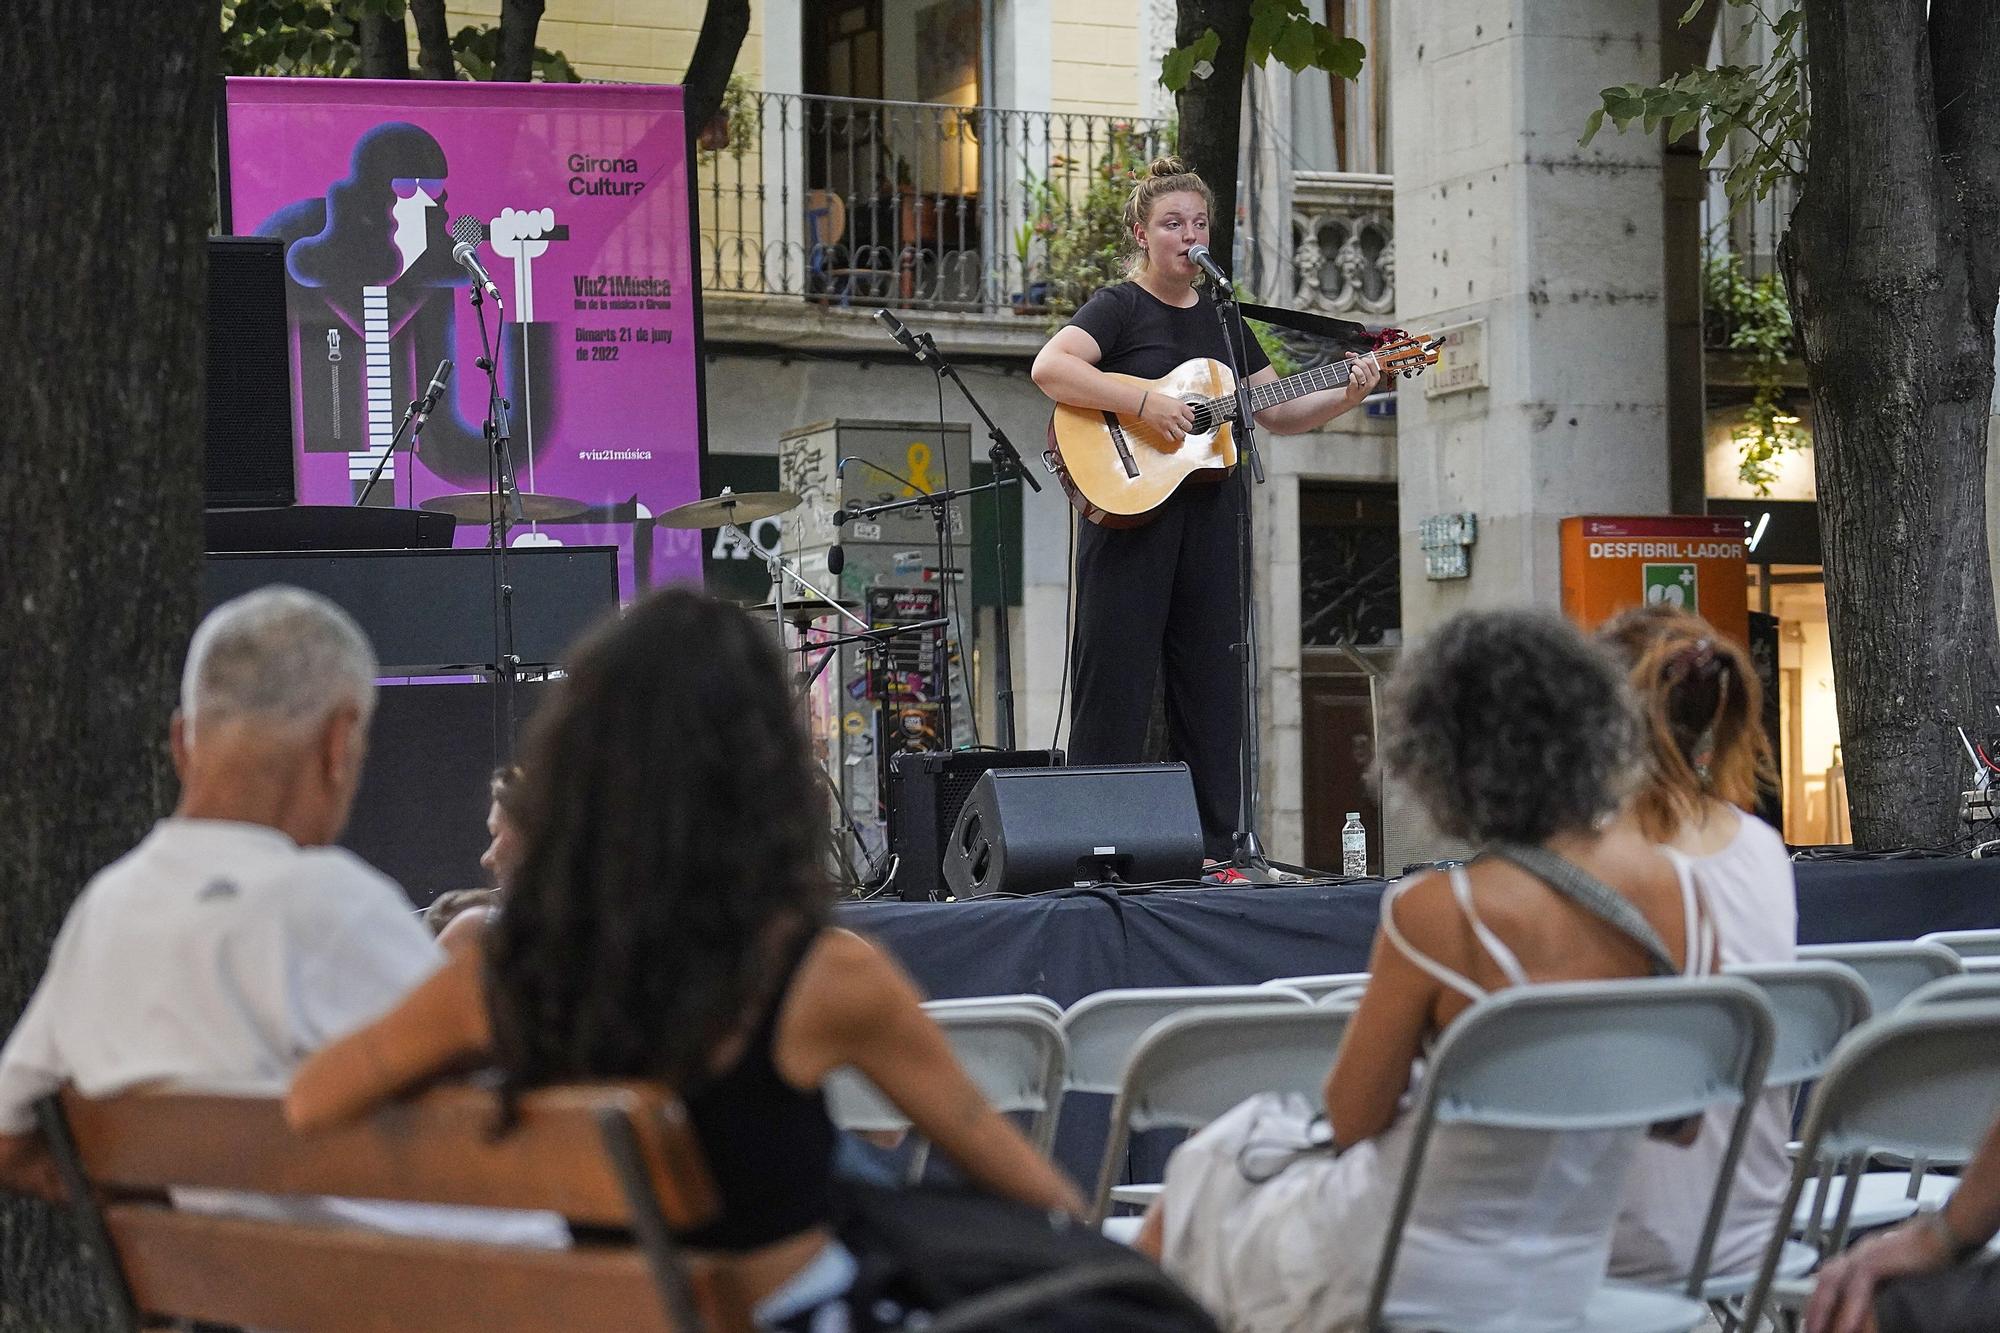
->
[[223, 77, 704, 594]]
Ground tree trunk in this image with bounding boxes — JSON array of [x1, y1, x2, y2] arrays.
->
[[495, 0, 546, 82], [411, 0, 456, 79], [0, 1, 211, 1325], [1782, 0, 2000, 848], [1173, 0, 1253, 279], [681, 0, 752, 147], [357, 6, 412, 79]]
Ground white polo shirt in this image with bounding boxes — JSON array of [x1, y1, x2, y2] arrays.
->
[[0, 817, 441, 1133]]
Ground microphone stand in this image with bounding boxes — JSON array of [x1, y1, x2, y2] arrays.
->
[[1208, 280, 1275, 880], [468, 281, 523, 765], [911, 332, 1041, 750], [354, 384, 427, 509]]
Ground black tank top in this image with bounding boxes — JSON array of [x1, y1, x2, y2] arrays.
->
[[677, 928, 839, 1252]]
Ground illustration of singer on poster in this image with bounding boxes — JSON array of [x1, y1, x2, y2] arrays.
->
[[222, 77, 704, 595]]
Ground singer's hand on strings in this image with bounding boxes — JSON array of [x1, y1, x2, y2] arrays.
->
[[1140, 392, 1197, 443], [1341, 352, 1383, 406]]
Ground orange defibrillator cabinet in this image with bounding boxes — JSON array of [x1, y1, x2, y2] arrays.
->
[[1559, 515, 1749, 645]]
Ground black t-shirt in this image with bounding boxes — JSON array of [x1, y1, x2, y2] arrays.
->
[[1067, 281, 1271, 382]]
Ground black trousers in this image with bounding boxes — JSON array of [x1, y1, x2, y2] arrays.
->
[[1067, 478, 1244, 862]]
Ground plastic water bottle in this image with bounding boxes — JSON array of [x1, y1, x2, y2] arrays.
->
[[1341, 812, 1368, 878]]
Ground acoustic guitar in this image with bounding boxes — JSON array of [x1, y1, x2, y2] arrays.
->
[[1044, 333, 1445, 526]]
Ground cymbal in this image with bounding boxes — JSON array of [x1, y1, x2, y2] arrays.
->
[[754, 595, 860, 621], [655, 490, 802, 529], [420, 492, 589, 523]]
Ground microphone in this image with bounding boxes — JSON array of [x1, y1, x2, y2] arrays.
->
[[1185, 243, 1230, 286], [829, 503, 851, 575], [449, 217, 502, 303], [873, 308, 930, 363], [412, 359, 452, 428]]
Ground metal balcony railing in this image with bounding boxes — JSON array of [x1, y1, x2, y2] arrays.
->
[[695, 90, 1168, 316]]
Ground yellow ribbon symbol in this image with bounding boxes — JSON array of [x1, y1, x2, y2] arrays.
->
[[903, 442, 935, 496]]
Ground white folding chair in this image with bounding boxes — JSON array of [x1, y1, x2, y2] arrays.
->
[[1365, 977, 1774, 1333], [1738, 999, 2000, 1331], [1318, 984, 1371, 1008], [1260, 972, 1370, 1000], [1060, 985, 1313, 1097], [1087, 1001, 1358, 1225], [1796, 942, 1962, 1012], [824, 1003, 1067, 1181], [1903, 973, 2000, 1008], [925, 993, 1065, 1023], [1700, 963, 1871, 1320], [1917, 928, 2000, 961]]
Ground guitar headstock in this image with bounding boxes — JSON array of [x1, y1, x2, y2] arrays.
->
[[1368, 328, 1448, 380]]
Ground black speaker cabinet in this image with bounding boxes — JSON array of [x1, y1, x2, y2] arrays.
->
[[941, 763, 1204, 898], [885, 749, 1061, 901], [206, 235, 297, 507]]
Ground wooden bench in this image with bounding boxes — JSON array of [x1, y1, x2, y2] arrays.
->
[[38, 1083, 755, 1332]]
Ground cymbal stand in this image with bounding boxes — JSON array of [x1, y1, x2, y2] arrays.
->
[[792, 618, 950, 896]]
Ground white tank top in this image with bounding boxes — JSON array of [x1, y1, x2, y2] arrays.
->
[[1613, 813, 1796, 1282], [1372, 854, 1714, 1329]]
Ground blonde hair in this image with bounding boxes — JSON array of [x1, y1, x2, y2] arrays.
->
[[1597, 605, 1776, 841], [1123, 155, 1214, 276]]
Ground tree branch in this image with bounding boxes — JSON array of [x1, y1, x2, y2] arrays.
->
[[1931, 0, 2000, 306], [681, 0, 751, 144], [495, 0, 546, 81], [410, 0, 455, 79], [357, 7, 411, 78]]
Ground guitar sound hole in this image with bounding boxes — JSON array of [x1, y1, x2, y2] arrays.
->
[[1186, 403, 1214, 435]]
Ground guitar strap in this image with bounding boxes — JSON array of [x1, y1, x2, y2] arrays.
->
[[1234, 301, 1387, 354]]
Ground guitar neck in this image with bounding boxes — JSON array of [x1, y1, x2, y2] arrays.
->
[[1211, 357, 1367, 419]]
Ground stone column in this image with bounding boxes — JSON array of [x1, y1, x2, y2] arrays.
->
[[1387, 0, 1671, 866], [1392, 2, 1670, 625]]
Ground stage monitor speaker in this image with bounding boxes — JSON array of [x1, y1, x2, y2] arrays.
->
[[941, 763, 1204, 898], [885, 748, 1061, 901], [206, 235, 297, 508]]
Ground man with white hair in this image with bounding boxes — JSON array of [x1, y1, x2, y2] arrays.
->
[[0, 586, 442, 1195]]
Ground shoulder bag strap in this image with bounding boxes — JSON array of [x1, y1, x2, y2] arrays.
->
[[1490, 843, 1679, 978]]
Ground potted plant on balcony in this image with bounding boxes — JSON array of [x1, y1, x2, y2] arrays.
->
[[1010, 221, 1049, 314]]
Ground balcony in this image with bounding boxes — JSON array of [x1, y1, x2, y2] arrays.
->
[[1288, 171, 1395, 321], [695, 90, 1168, 329]]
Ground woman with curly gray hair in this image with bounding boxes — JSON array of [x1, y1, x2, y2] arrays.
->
[[1136, 609, 1717, 1332]]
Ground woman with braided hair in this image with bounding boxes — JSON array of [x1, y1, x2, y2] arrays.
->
[[1597, 604, 1796, 1287]]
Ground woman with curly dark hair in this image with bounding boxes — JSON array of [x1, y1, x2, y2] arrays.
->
[[285, 588, 1083, 1326], [1135, 609, 1716, 1331]]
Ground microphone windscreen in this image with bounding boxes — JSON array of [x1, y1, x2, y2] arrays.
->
[[827, 545, 845, 575], [451, 215, 486, 248]]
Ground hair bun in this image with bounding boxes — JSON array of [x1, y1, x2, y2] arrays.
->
[[1147, 154, 1191, 178]]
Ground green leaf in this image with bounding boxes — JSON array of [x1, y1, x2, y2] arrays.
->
[[1579, 106, 1607, 147], [1245, 3, 1285, 66], [1272, 18, 1319, 73], [1159, 27, 1220, 92], [1679, 0, 1708, 25], [1317, 33, 1365, 79]]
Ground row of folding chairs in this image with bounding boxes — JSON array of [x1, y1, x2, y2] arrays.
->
[[835, 936, 2000, 1330]]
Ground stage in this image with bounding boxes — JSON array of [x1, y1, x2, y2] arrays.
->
[[838, 856, 2000, 1005]]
